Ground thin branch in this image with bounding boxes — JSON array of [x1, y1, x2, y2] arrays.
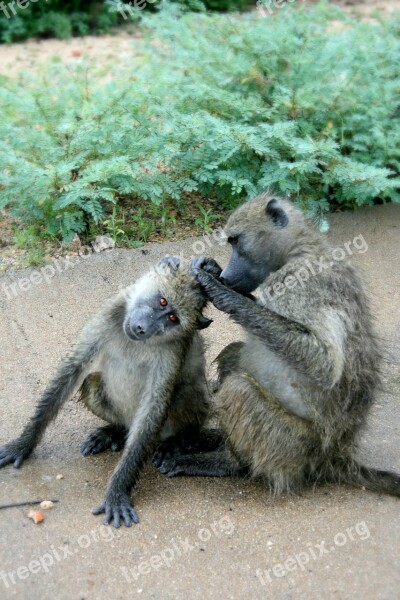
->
[[0, 499, 59, 511]]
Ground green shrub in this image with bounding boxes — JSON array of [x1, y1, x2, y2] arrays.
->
[[0, 0, 251, 44], [170, 0, 250, 10], [0, 1, 120, 43], [0, 3, 399, 242], [201, 0, 249, 10], [35, 12, 73, 40]]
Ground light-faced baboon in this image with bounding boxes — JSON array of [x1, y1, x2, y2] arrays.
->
[[0, 256, 221, 527]]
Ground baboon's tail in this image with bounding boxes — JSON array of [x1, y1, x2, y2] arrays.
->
[[340, 462, 400, 497]]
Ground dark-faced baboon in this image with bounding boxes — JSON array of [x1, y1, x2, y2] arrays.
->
[[156, 195, 400, 498]]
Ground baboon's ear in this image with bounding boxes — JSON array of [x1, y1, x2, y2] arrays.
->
[[197, 316, 213, 330], [157, 255, 180, 271], [265, 198, 289, 228]]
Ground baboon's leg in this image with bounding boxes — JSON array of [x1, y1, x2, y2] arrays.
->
[[217, 373, 319, 493], [152, 428, 225, 468], [81, 424, 127, 456], [157, 449, 248, 477], [157, 374, 319, 492], [79, 373, 128, 455], [79, 373, 122, 424]]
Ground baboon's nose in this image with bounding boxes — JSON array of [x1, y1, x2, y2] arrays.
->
[[134, 323, 146, 336]]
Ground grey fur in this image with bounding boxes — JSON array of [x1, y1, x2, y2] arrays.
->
[[0, 256, 217, 527], [157, 194, 400, 498]]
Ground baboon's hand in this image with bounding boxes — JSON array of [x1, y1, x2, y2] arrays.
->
[[192, 267, 236, 311], [0, 438, 33, 469], [190, 256, 222, 280], [92, 492, 139, 528]]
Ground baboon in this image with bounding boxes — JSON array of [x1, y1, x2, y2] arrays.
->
[[155, 195, 400, 498], [0, 256, 220, 527]]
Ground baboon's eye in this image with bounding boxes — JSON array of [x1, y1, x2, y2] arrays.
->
[[160, 298, 168, 307], [168, 314, 178, 322]]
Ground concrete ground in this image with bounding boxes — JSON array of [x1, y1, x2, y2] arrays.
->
[[0, 203, 399, 600]]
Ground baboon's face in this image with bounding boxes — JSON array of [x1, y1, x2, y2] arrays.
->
[[123, 290, 182, 341], [221, 197, 290, 294], [123, 256, 212, 342], [220, 241, 268, 294]]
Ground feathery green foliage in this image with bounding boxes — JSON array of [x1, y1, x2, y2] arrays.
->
[[0, 3, 399, 242]]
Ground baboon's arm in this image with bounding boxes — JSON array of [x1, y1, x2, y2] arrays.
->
[[194, 269, 344, 389], [92, 358, 181, 528], [0, 337, 100, 469]]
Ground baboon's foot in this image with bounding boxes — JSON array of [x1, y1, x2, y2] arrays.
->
[[156, 450, 248, 478], [152, 429, 225, 469], [81, 425, 127, 456]]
